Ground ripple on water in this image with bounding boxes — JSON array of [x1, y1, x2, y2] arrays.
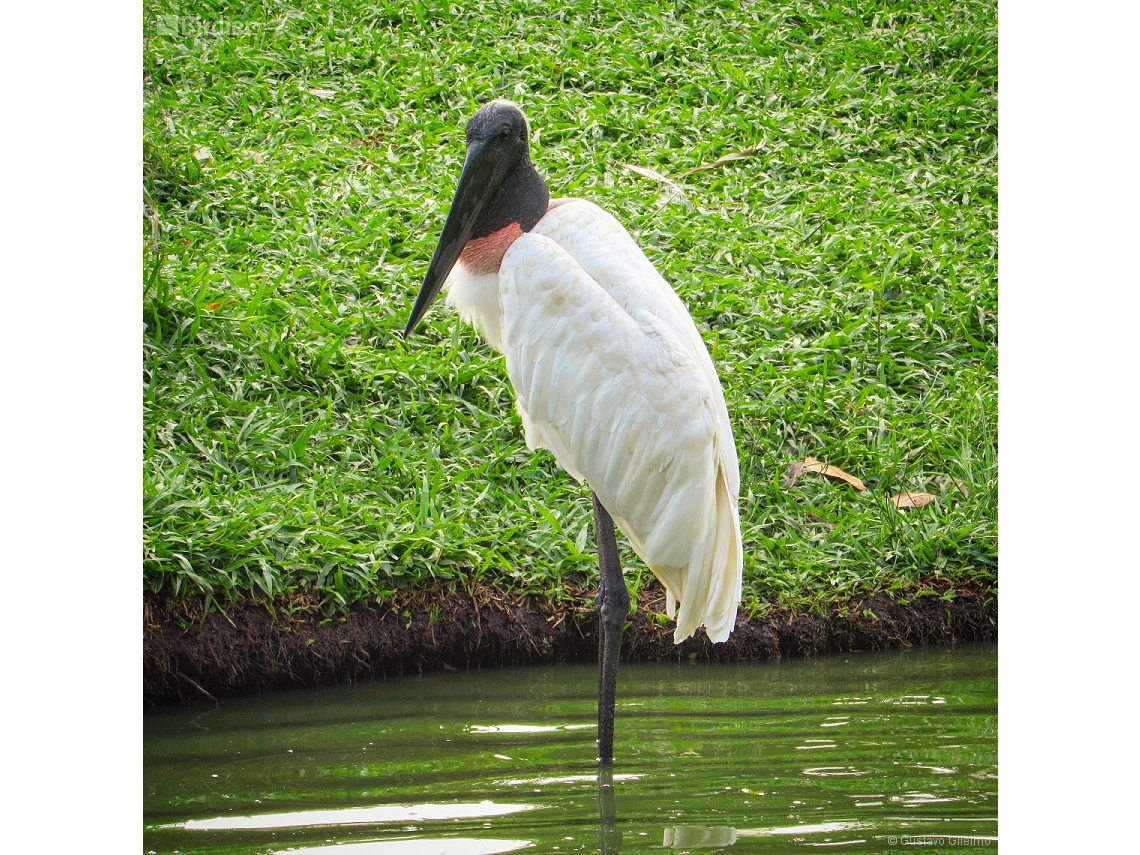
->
[[165, 801, 539, 830], [282, 840, 533, 855], [802, 767, 869, 777]]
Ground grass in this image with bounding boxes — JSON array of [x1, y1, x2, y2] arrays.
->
[[143, 0, 997, 619]]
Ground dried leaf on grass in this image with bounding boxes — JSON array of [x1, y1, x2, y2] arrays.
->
[[677, 144, 765, 177], [783, 460, 806, 488], [802, 456, 866, 491], [891, 492, 938, 510], [622, 163, 680, 187]]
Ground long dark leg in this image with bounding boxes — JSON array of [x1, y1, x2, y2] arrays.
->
[[593, 492, 629, 765]]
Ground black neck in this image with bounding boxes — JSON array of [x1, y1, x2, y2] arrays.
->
[[472, 156, 549, 239]]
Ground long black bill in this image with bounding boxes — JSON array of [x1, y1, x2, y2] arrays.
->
[[403, 139, 511, 338]]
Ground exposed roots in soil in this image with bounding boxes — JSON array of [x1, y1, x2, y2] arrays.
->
[[144, 579, 996, 705]]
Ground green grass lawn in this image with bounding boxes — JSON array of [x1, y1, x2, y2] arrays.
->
[[143, 0, 996, 619]]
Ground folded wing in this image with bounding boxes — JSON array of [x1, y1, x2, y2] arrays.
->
[[500, 210, 741, 643]]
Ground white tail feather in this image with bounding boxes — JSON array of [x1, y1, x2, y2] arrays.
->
[[653, 466, 742, 644]]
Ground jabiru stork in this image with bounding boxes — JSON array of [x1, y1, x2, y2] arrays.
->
[[404, 100, 742, 764]]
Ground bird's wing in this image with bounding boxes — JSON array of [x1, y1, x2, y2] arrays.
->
[[532, 198, 740, 499], [500, 231, 740, 642]]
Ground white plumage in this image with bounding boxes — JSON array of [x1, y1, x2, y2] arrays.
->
[[445, 197, 742, 643]]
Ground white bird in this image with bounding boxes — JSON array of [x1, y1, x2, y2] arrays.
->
[[404, 100, 742, 763]]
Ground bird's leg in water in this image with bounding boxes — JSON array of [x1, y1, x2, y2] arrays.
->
[[597, 763, 621, 853], [593, 492, 629, 765]]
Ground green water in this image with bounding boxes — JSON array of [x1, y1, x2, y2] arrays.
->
[[144, 644, 996, 853]]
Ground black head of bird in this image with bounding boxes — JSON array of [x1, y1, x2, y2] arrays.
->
[[404, 100, 548, 338]]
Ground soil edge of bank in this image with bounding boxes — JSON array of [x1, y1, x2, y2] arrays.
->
[[145, 578, 996, 705]]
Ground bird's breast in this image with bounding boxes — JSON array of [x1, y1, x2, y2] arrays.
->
[[459, 222, 524, 276]]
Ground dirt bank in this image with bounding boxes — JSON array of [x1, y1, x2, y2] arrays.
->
[[144, 579, 996, 705]]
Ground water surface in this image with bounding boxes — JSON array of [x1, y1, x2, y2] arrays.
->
[[145, 644, 996, 853]]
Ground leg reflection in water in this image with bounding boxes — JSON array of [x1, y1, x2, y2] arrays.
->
[[597, 764, 620, 853], [595, 766, 738, 852]]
